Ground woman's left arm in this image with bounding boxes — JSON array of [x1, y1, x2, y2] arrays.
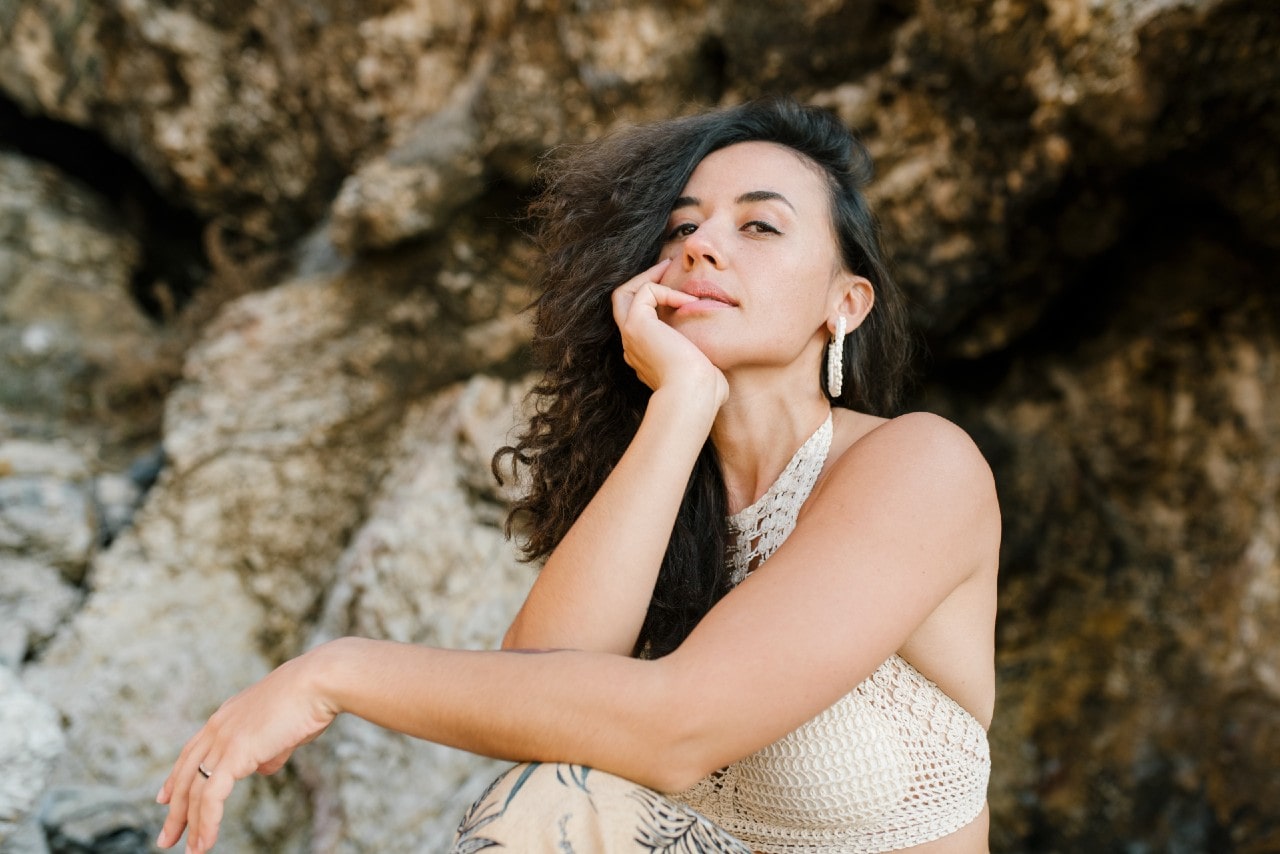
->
[[157, 412, 998, 852], [156, 641, 691, 852]]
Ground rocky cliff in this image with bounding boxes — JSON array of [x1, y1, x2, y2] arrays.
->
[[1, 1, 1276, 851]]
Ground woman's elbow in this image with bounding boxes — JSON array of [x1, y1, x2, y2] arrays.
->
[[633, 731, 712, 794], [638, 688, 724, 793], [500, 621, 521, 651], [647, 759, 713, 796], [499, 614, 519, 647], [501, 611, 548, 651], [646, 738, 725, 794]]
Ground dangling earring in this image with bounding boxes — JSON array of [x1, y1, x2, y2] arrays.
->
[[826, 315, 847, 399]]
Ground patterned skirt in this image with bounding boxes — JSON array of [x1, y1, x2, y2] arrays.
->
[[449, 763, 753, 853]]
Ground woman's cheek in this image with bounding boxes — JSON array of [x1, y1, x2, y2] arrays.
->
[[656, 252, 677, 282]]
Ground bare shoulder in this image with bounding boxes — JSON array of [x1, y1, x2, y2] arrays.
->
[[819, 410, 1001, 549], [834, 410, 994, 487]]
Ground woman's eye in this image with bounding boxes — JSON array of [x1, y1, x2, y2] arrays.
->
[[744, 220, 781, 234], [666, 222, 698, 240]]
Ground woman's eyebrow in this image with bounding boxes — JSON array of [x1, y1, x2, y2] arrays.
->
[[669, 191, 796, 212], [736, 190, 795, 211]]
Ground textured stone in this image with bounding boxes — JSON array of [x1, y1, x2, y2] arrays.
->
[[329, 69, 488, 254], [17, 252, 530, 849], [0, 819, 46, 854], [38, 787, 157, 854], [0, 154, 158, 443], [943, 238, 1280, 852], [0, 2, 500, 241], [0, 442, 95, 578], [814, 0, 1280, 358], [0, 476, 92, 574], [0, 556, 79, 670], [0, 667, 64, 850], [90, 472, 144, 547], [302, 376, 534, 852], [155, 259, 519, 651]]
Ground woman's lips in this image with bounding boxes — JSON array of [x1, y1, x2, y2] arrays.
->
[[675, 298, 735, 314], [674, 281, 737, 314]]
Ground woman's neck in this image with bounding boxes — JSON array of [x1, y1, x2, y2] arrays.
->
[[711, 384, 832, 515]]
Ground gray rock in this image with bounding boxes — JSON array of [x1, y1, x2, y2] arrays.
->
[[90, 474, 144, 547], [0, 557, 80, 670], [0, 2, 492, 242], [302, 376, 534, 852], [38, 787, 156, 854], [158, 271, 440, 649], [0, 442, 96, 580], [329, 66, 489, 254], [0, 443, 89, 482], [0, 667, 65, 850], [0, 819, 47, 854], [0, 153, 160, 447], [16, 262, 509, 851]]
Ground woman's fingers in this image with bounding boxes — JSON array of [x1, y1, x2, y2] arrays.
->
[[155, 788, 188, 848], [185, 746, 229, 853], [609, 258, 727, 395], [634, 282, 697, 313], [188, 769, 235, 853], [156, 732, 213, 847], [156, 739, 242, 852], [157, 652, 339, 852], [158, 728, 203, 804], [611, 258, 673, 324]]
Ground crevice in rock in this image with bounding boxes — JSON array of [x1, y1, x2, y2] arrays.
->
[[695, 36, 729, 103], [924, 148, 1279, 404], [0, 92, 210, 320]]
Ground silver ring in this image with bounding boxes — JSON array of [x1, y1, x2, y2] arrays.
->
[[197, 763, 213, 779]]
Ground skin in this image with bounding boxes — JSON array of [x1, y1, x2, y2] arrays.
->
[[157, 141, 999, 853]]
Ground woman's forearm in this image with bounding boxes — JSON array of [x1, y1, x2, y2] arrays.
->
[[503, 380, 719, 655], [315, 636, 699, 791], [158, 633, 706, 850]]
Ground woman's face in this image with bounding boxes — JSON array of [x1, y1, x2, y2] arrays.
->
[[656, 141, 861, 382]]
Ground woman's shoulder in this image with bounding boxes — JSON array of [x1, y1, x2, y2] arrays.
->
[[824, 409, 998, 514], [834, 409, 989, 467]]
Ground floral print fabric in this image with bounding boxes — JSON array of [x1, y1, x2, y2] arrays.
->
[[450, 762, 753, 854]]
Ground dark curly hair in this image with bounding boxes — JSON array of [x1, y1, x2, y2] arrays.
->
[[494, 96, 913, 658]]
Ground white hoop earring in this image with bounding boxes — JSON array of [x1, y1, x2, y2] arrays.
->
[[826, 315, 846, 398]]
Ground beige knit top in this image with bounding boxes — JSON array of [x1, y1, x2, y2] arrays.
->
[[672, 415, 991, 852]]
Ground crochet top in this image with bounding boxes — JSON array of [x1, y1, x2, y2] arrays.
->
[[672, 414, 991, 853]]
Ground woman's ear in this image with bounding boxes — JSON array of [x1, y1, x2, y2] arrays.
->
[[829, 275, 875, 335]]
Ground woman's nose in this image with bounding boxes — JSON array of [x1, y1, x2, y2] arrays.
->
[[682, 226, 724, 270]]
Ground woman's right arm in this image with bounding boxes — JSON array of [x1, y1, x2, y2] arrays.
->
[[502, 260, 725, 656]]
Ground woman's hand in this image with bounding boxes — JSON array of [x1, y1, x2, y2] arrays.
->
[[611, 259, 729, 408], [155, 651, 338, 853]]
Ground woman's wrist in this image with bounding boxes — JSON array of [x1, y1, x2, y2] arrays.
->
[[649, 371, 725, 428], [305, 636, 365, 718]]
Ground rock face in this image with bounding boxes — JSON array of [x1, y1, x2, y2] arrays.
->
[[300, 377, 534, 852], [949, 241, 1280, 852], [0, 667, 64, 851], [1, 0, 1277, 852], [0, 153, 157, 445]]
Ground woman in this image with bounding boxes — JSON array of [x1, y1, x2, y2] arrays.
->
[[157, 97, 999, 853]]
